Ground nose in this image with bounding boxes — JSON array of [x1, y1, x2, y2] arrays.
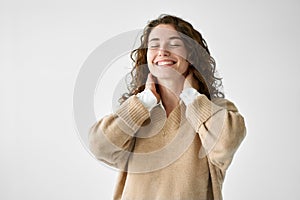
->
[[158, 47, 170, 56]]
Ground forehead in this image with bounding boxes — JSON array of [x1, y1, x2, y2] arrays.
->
[[148, 24, 181, 40]]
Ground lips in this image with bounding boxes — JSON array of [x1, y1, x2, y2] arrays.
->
[[155, 60, 176, 67]]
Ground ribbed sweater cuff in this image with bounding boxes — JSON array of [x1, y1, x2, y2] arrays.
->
[[186, 95, 223, 132], [116, 95, 150, 133]]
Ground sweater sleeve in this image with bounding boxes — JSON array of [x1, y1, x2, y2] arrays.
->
[[185, 95, 246, 172], [88, 95, 150, 170]]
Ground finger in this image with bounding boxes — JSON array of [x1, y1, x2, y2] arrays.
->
[[146, 73, 155, 88], [186, 70, 194, 80], [184, 71, 193, 89]]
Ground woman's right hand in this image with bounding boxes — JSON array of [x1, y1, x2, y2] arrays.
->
[[145, 73, 160, 103]]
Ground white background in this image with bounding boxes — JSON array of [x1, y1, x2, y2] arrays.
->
[[1, 0, 300, 199]]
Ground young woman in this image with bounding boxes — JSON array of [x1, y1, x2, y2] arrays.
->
[[89, 14, 246, 200]]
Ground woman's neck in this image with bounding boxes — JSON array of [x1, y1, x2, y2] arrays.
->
[[158, 78, 184, 117]]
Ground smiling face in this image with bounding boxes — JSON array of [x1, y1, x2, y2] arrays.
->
[[146, 24, 189, 80]]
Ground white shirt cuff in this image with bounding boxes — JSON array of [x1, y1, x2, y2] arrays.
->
[[180, 87, 201, 105], [136, 89, 158, 111]]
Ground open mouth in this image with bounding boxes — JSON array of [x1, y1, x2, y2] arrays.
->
[[155, 60, 176, 67]]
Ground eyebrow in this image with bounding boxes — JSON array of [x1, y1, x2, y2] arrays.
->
[[149, 36, 182, 42]]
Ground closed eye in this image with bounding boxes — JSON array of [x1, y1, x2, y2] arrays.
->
[[169, 44, 181, 47], [149, 45, 159, 49], [148, 42, 160, 49]]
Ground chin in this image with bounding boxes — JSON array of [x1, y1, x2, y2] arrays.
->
[[151, 67, 185, 81]]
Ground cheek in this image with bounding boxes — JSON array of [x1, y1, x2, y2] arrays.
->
[[176, 56, 189, 74], [180, 62, 189, 73], [146, 52, 154, 72], [146, 50, 153, 63], [176, 49, 188, 60]]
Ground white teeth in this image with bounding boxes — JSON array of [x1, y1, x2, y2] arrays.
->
[[157, 61, 174, 66]]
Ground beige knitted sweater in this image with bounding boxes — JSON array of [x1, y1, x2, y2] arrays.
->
[[89, 94, 246, 200]]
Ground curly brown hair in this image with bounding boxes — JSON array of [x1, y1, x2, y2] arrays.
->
[[120, 14, 224, 104]]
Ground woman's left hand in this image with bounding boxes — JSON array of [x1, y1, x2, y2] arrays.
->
[[183, 70, 200, 90]]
